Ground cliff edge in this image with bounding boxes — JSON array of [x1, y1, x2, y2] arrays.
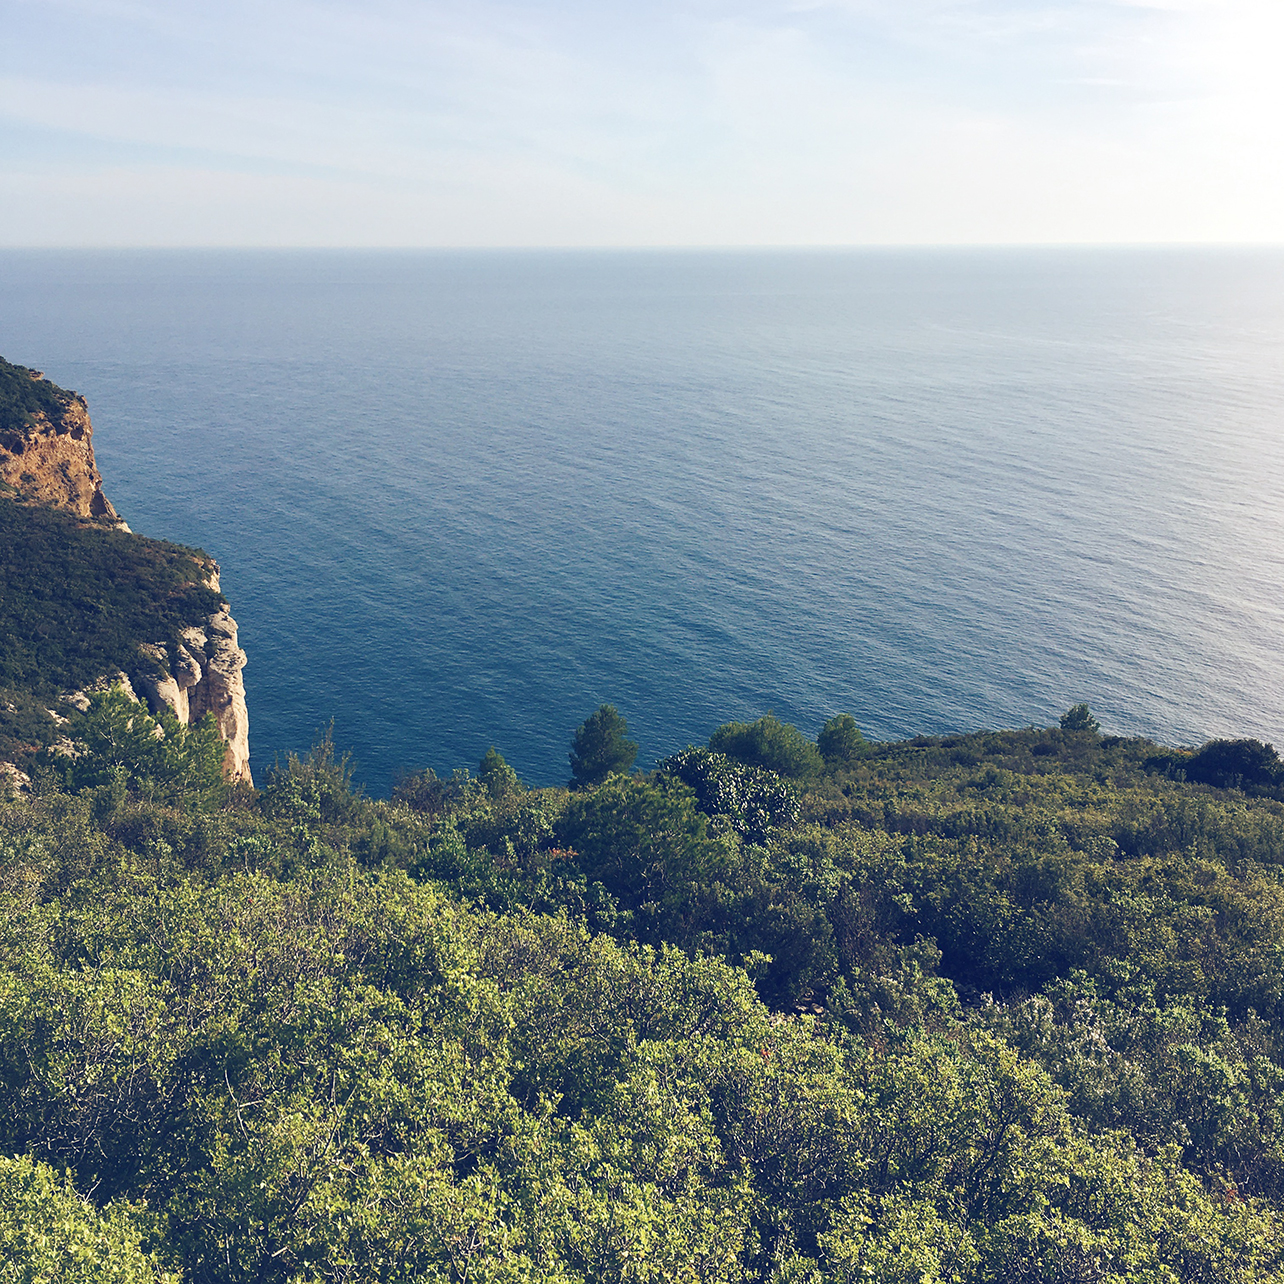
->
[[0, 358, 251, 784], [0, 357, 124, 524], [136, 581, 252, 784]]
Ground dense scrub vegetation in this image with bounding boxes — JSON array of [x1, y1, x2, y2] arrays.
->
[[0, 355, 79, 439], [5, 694, 1284, 1280], [0, 498, 221, 764]]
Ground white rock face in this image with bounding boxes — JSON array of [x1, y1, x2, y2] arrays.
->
[[137, 644, 188, 723], [67, 669, 140, 712], [174, 642, 203, 691], [132, 612, 252, 786], [0, 761, 32, 797], [176, 613, 252, 784]]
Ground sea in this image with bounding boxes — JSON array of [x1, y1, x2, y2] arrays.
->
[[2, 248, 1282, 793]]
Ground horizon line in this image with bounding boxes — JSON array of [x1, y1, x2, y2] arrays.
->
[[2, 240, 1283, 253]]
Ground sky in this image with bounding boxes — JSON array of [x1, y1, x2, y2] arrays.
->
[[1, 0, 1281, 246]]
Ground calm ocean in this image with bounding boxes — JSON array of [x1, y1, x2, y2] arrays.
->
[[2, 248, 1282, 792]]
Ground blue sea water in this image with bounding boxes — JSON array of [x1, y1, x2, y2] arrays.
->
[[2, 248, 1283, 793]]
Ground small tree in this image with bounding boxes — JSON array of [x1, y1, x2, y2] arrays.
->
[[708, 713, 823, 779], [818, 713, 866, 770], [557, 774, 729, 932], [569, 704, 638, 788], [60, 686, 227, 810], [1059, 704, 1100, 735], [479, 746, 520, 800], [1185, 738, 1281, 792]]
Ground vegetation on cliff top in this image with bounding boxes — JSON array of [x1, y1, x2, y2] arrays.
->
[[5, 691, 1284, 1281], [0, 496, 222, 764], [0, 354, 79, 440]]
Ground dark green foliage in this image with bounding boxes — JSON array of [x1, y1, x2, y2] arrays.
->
[[57, 687, 228, 811], [6, 705, 1284, 1279], [1186, 738, 1282, 792], [0, 684, 69, 764], [0, 498, 222, 767], [817, 712, 865, 769], [0, 355, 78, 439], [1060, 702, 1101, 734], [479, 745, 521, 799], [558, 773, 731, 939], [982, 971, 1284, 1199], [4, 766, 1284, 1282], [568, 703, 637, 787], [658, 745, 799, 843], [709, 712, 824, 779], [261, 726, 369, 829]]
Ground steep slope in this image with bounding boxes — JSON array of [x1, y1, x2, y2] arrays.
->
[[0, 356, 123, 522], [0, 358, 251, 783]]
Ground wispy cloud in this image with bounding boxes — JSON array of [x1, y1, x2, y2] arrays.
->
[[0, 0, 1279, 243]]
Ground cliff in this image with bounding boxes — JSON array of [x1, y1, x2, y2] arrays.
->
[[0, 358, 251, 784], [136, 577, 253, 783], [0, 357, 124, 524]]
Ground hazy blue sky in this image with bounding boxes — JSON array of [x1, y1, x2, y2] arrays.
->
[[1, 0, 1280, 245]]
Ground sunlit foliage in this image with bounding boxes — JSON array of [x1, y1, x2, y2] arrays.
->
[[4, 700, 1284, 1280]]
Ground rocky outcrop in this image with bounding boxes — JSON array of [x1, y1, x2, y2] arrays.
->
[[64, 626, 252, 786], [0, 362, 126, 527], [135, 592, 252, 785], [66, 669, 141, 711], [186, 610, 252, 784], [0, 761, 33, 797], [1, 356, 252, 786]]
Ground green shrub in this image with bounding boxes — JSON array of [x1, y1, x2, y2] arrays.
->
[[709, 713, 824, 779], [658, 746, 799, 843], [0, 1154, 176, 1284], [568, 703, 638, 788], [58, 687, 227, 811], [0, 498, 220, 701], [817, 713, 866, 770]]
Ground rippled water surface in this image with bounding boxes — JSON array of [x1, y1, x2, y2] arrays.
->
[[2, 248, 1282, 790]]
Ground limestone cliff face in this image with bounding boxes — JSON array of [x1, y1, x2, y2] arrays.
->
[[134, 566, 252, 785], [1, 357, 252, 785], [0, 364, 125, 526]]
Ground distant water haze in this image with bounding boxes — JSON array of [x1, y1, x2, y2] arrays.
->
[[1, 248, 1282, 793]]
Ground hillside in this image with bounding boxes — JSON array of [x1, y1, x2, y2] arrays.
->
[[0, 358, 252, 782], [4, 699, 1284, 1281], [0, 498, 221, 759], [4, 356, 1284, 1281]]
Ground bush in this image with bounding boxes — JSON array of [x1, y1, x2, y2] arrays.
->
[[657, 746, 799, 843], [0, 1154, 175, 1284], [0, 356, 78, 437], [558, 774, 730, 937], [1186, 738, 1281, 793], [818, 713, 865, 769], [708, 713, 823, 779], [57, 686, 227, 810]]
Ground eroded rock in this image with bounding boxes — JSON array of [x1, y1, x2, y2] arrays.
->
[[0, 368, 127, 527]]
